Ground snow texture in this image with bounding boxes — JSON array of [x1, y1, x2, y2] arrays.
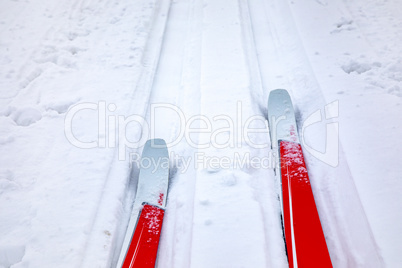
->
[[0, 0, 401, 267]]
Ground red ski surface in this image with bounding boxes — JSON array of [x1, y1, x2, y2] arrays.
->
[[122, 204, 165, 268], [280, 140, 332, 268]]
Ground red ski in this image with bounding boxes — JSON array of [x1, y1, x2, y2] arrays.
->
[[268, 89, 332, 267], [121, 204, 165, 268], [117, 139, 169, 268]]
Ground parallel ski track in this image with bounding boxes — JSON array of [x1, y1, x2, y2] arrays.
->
[[189, 0, 275, 266], [143, 0, 203, 267], [237, 0, 289, 266], [80, 1, 172, 267]]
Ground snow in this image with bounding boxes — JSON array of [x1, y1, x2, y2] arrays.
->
[[0, 0, 401, 267]]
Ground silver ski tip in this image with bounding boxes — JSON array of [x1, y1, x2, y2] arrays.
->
[[145, 138, 167, 148], [269, 88, 289, 95]]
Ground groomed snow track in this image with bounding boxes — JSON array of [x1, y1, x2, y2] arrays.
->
[[82, 0, 384, 267], [79, 0, 381, 268]]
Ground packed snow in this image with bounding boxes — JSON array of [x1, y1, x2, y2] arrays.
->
[[1, 0, 401, 267]]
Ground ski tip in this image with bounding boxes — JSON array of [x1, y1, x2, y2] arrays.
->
[[142, 139, 169, 160], [145, 138, 167, 148], [269, 88, 289, 96], [268, 89, 293, 107]]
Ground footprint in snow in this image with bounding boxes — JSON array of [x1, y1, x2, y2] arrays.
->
[[341, 60, 372, 74], [0, 245, 25, 267], [220, 173, 237, 187], [8, 107, 42, 127]]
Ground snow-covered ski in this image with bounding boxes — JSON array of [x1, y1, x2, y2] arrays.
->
[[117, 139, 169, 268], [267, 89, 332, 267]]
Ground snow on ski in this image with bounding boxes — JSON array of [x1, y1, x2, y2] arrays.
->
[[117, 139, 169, 268], [267, 89, 332, 267]]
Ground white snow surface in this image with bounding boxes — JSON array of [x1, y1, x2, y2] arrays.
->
[[1, 0, 401, 267]]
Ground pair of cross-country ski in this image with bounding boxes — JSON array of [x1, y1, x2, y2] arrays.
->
[[116, 89, 332, 268]]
